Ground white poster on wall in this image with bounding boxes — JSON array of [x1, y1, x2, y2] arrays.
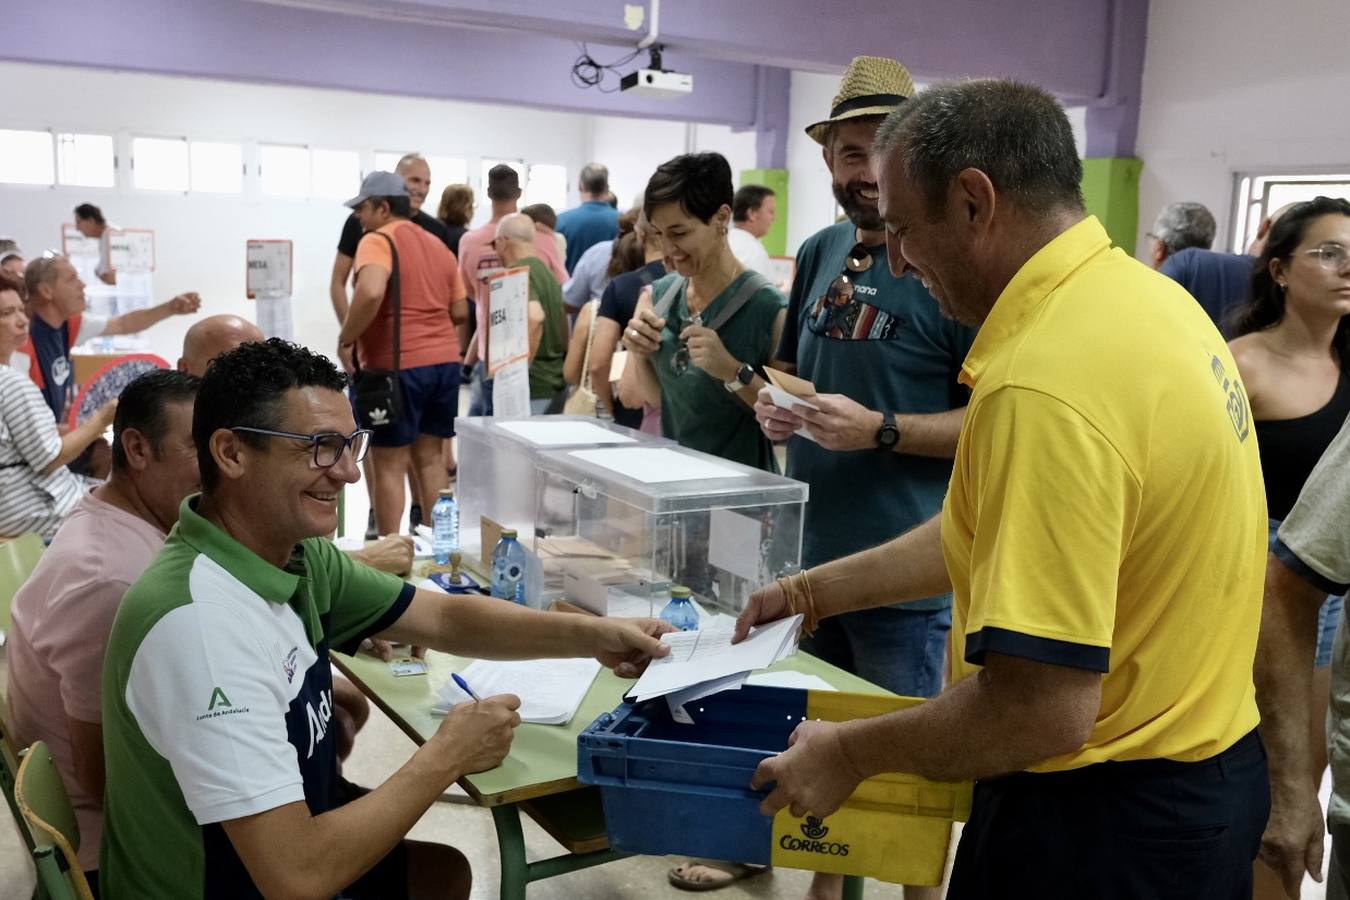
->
[[487, 266, 531, 417], [246, 240, 292, 299], [492, 363, 531, 419], [106, 228, 155, 272], [487, 267, 529, 374]]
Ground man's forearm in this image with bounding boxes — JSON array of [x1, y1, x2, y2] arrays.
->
[[811, 516, 952, 617], [385, 593, 598, 661], [895, 407, 967, 458], [839, 654, 1100, 783], [329, 278, 350, 323], [1255, 557, 1325, 794], [106, 300, 175, 336], [238, 746, 457, 899]]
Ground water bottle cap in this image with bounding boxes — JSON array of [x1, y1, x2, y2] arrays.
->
[[438, 488, 455, 498], [670, 585, 691, 598], [501, 528, 518, 539]]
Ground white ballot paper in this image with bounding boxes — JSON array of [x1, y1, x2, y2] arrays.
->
[[632, 614, 803, 704], [763, 385, 818, 443], [433, 658, 601, 725]]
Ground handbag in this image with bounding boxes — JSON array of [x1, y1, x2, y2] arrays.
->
[[563, 299, 602, 416], [350, 231, 403, 430]]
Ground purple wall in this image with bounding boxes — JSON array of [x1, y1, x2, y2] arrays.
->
[[6, 0, 761, 126], [7, 0, 1149, 160]]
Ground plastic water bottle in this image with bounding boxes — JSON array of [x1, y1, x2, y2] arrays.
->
[[490, 529, 528, 604], [432, 489, 459, 565], [660, 585, 700, 631]]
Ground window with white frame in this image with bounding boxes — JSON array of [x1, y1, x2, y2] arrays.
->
[[425, 155, 469, 213], [312, 149, 361, 200], [0, 129, 56, 185], [373, 150, 409, 174], [525, 164, 568, 212], [259, 144, 311, 198], [189, 141, 243, 193], [1231, 172, 1350, 252], [132, 136, 190, 192], [57, 133, 115, 188]]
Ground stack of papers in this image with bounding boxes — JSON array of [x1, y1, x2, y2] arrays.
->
[[432, 658, 601, 725], [631, 615, 804, 722]]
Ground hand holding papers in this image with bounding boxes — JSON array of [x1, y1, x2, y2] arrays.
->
[[630, 615, 804, 724], [761, 369, 820, 443]]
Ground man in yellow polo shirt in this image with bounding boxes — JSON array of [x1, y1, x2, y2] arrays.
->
[[741, 79, 1269, 899]]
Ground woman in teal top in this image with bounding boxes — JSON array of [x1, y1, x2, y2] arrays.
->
[[622, 153, 787, 471]]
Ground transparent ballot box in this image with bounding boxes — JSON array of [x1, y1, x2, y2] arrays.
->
[[455, 416, 671, 561], [532, 445, 808, 616]]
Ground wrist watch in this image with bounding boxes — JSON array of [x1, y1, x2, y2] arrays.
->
[[875, 412, 900, 451], [724, 363, 756, 393]]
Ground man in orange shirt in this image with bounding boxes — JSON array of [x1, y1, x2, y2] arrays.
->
[[339, 172, 470, 535]]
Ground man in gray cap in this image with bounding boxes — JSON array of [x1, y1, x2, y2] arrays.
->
[[337, 172, 470, 537]]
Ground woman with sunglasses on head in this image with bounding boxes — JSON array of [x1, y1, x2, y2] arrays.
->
[[623, 153, 787, 471], [0, 271, 116, 539], [1228, 196, 1350, 898]]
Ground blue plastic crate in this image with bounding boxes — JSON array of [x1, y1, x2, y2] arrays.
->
[[578, 684, 972, 884], [577, 685, 808, 866]]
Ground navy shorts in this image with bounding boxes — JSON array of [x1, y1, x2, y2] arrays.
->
[[948, 730, 1269, 900], [366, 362, 461, 449]]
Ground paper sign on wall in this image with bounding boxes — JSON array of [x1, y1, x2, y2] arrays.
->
[[492, 362, 531, 418], [767, 256, 796, 292], [106, 228, 155, 272], [60, 224, 100, 260], [487, 266, 530, 375], [246, 240, 293, 299]]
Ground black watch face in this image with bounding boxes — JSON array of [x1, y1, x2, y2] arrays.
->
[[879, 425, 899, 448], [737, 365, 755, 385]]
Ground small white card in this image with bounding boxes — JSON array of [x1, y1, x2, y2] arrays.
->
[[390, 657, 428, 677]]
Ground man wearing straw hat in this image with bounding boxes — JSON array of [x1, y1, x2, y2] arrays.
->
[[665, 57, 975, 899]]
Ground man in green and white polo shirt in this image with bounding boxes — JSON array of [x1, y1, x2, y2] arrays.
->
[[100, 338, 671, 900]]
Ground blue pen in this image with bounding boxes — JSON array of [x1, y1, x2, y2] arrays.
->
[[452, 673, 481, 701]]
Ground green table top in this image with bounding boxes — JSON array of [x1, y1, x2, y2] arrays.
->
[[332, 639, 889, 808]]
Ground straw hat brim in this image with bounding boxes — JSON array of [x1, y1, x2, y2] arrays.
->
[[806, 103, 903, 145]]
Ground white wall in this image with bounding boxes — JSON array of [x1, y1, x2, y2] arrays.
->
[[1135, 0, 1350, 254], [585, 115, 759, 212], [0, 61, 760, 366]]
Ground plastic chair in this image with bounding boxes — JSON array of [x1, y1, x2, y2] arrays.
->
[[15, 741, 94, 900], [0, 533, 44, 641]]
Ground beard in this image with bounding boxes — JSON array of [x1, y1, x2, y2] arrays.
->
[[833, 178, 883, 232]]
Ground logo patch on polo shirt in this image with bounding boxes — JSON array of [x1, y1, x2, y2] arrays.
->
[[1209, 355, 1251, 442], [282, 646, 299, 683], [197, 686, 250, 721]]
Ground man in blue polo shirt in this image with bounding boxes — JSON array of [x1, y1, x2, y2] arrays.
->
[[100, 338, 671, 900], [557, 163, 620, 272]]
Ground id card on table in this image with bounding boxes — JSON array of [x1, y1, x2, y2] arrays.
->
[[389, 657, 428, 677]]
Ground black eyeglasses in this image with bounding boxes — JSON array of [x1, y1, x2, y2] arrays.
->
[[670, 312, 703, 376], [231, 427, 372, 467]]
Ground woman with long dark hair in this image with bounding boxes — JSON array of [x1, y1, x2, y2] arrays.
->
[[1229, 196, 1350, 897]]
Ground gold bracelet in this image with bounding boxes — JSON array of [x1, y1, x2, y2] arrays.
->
[[799, 569, 820, 636]]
